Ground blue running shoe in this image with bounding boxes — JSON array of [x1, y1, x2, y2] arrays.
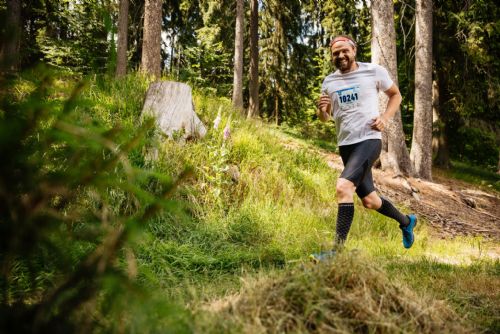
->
[[401, 214, 417, 249], [309, 249, 337, 264]]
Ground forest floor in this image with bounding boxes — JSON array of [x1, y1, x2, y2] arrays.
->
[[320, 151, 500, 257]]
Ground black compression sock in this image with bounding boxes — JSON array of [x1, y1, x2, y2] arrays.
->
[[335, 203, 355, 245], [376, 197, 410, 227]]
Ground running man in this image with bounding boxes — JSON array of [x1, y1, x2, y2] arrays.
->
[[314, 35, 417, 260]]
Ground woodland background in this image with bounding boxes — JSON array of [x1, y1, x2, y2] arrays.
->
[[2, 0, 499, 172], [1, 0, 499, 333]]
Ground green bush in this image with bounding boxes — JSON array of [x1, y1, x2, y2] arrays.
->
[[451, 126, 498, 170]]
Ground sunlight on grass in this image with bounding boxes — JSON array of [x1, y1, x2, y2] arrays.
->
[[9, 71, 495, 332], [198, 251, 472, 333], [344, 205, 498, 265]]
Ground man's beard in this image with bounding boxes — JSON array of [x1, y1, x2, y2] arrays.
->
[[335, 56, 354, 71]]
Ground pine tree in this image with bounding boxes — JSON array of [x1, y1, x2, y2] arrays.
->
[[141, 0, 162, 77], [0, 0, 22, 72], [410, 0, 433, 180], [371, 0, 412, 176], [116, 0, 129, 78], [232, 0, 244, 111], [248, 0, 259, 118]]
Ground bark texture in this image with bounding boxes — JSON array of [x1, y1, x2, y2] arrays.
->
[[431, 79, 450, 168], [141, 81, 206, 140], [432, 10, 451, 169], [141, 0, 162, 78], [232, 0, 244, 111], [116, 0, 129, 78], [497, 151, 500, 174], [0, 0, 21, 72], [411, 0, 433, 180], [371, 0, 412, 176], [247, 0, 259, 118]]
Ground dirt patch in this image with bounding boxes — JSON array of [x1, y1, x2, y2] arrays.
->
[[321, 152, 500, 242]]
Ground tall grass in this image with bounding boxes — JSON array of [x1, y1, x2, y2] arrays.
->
[[117, 73, 499, 332], [2, 69, 498, 332]]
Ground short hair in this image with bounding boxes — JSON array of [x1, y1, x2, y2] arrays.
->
[[330, 35, 357, 48]]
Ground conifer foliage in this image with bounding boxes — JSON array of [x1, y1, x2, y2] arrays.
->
[[0, 69, 184, 332], [3, 1, 497, 172]]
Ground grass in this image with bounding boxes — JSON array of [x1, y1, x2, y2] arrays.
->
[[142, 90, 498, 332], [4, 69, 499, 332], [434, 160, 500, 192], [197, 252, 472, 333], [386, 258, 500, 333]]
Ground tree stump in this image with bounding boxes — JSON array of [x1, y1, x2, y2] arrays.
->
[[141, 81, 206, 140]]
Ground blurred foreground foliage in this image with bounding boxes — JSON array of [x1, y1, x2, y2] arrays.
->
[[0, 67, 191, 332]]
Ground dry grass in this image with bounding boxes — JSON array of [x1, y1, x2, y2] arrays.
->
[[202, 251, 471, 334]]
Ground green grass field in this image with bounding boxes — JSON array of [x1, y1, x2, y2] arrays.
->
[[3, 70, 499, 333]]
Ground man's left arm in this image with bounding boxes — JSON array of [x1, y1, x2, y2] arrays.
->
[[371, 84, 402, 131]]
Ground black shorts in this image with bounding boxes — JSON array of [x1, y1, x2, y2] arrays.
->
[[338, 139, 382, 199]]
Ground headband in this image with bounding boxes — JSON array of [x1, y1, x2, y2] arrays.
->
[[330, 37, 356, 48]]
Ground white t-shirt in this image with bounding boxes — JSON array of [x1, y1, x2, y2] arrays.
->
[[321, 62, 393, 146]]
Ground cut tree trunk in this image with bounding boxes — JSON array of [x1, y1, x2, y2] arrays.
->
[[142, 81, 206, 141]]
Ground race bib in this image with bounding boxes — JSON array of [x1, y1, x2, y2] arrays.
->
[[335, 85, 360, 111]]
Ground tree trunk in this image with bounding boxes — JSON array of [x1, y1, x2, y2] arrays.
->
[[433, 90, 451, 169], [275, 93, 279, 125], [497, 151, 500, 174], [0, 0, 22, 72], [247, 0, 259, 118], [433, 20, 451, 169], [115, 0, 129, 78], [141, 0, 162, 78], [232, 0, 244, 112], [410, 0, 433, 180], [141, 81, 206, 141], [169, 34, 175, 75], [371, 0, 412, 176], [431, 79, 448, 167]]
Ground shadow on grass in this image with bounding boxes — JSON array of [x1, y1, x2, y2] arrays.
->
[[385, 258, 500, 333], [435, 160, 500, 192]]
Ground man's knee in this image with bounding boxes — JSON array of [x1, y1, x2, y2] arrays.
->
[[361, 193, 381, 210], [336, 178, 355, 199]]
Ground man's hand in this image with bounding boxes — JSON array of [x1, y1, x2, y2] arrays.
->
[[317, 93, 332, 122], [371, 116, 388, 132]]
